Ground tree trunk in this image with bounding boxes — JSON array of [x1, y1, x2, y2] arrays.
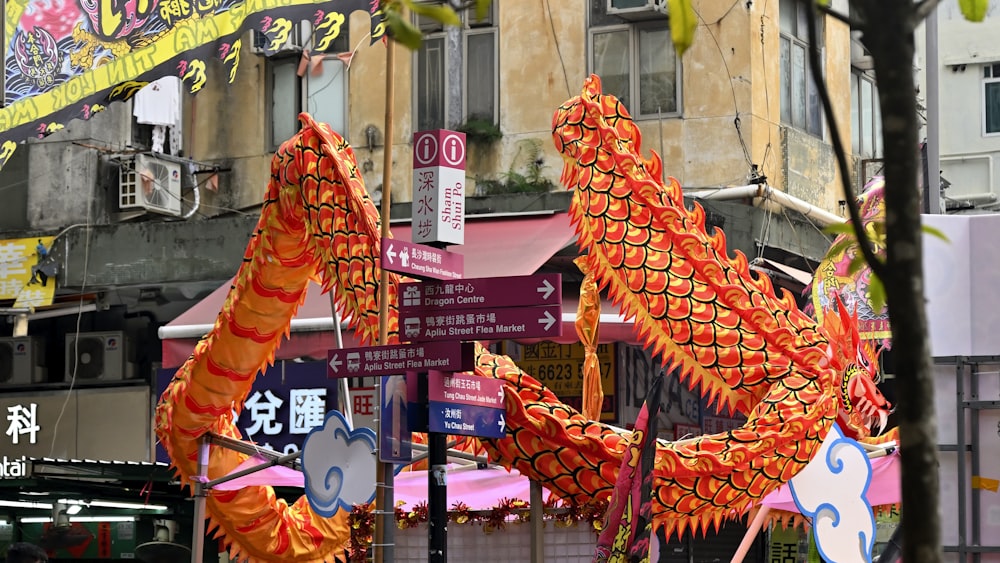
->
[[859, 2, 942, 561]]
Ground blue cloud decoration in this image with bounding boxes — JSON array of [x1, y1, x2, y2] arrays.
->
[[301, 410, 377, 517]]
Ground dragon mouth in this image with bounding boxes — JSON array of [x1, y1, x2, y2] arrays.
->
[[853, 394, 890, 436]]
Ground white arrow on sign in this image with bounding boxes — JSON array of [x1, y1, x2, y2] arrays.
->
[[498, 413, 506, 433], [536, 278, 556, 300], [385, 243, 397, 265], [497, 387, 504, 403], [538, 310, 557, 331], [329, 354, 343, 374]]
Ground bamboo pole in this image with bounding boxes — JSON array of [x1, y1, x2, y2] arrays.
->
[[374, 31, 397, 563]]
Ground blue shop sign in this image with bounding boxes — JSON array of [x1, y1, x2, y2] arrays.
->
[[155, 360, 339, 463]]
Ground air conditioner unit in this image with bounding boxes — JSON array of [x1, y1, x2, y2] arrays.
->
[[65, 331, 127, 382], [119, 154, 183, 216], [0, 337, 46, 386], [607, 0, 667, 20], [251, 21, 312, 54]]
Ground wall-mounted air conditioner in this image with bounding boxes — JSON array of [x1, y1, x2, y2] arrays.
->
[[0, 337, 46, 386], [119, 154, 183, 216], [65, 331, 129, 382], [251, 21, 312, 54], [607, 0, 667, 20]]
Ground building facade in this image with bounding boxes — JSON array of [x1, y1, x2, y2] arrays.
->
[[0, 1, 880, 560]]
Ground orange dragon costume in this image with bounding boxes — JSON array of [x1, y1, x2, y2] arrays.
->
[[155, 76, 893, 562]]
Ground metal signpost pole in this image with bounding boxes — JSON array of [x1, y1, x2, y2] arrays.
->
[[428, 424, 448, 563]]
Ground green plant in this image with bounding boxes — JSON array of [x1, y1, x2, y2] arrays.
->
[[457, 116, 502, 145], [475, 139, 555, 195]]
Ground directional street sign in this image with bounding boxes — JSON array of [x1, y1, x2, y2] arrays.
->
[[400, 304, 562, 342], [428, 371, 505, 409], [428, 401, 506, 439], [398, 274, 561, 316], [327, 341, 475, 378], [381, 239, 464, 280]]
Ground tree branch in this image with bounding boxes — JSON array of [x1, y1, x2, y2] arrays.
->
[[914, 0, 944, 22], [803, 0, 887, 280], [816, 3, 861, 28]]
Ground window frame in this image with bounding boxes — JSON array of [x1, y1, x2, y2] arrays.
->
[[779, 0, 825, 138], [412, 3, 499, 132], [267, 55, 349, 151], [851, 67, 882, 159], [267, 55, 302, 152], [983, 63, 1000, 137], [587, 20, 681, 120]]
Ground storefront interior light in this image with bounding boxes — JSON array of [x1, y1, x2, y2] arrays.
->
[[20, 516, 137, 524], [0, 499, 168, 511], [59, 499, 168, 511], [0, 500, 53, 510]]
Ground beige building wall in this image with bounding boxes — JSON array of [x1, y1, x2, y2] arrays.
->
[[186, 0, 857, 216]]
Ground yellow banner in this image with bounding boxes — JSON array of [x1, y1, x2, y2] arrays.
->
[[505, 341, 616, 419], [1, 236, 55, 306]]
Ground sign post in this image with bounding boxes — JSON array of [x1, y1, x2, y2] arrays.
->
[[412, 129, 466, 247], [411, 128, 467, 563]]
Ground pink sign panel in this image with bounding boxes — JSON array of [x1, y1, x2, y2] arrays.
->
[[399, 274, 561, 315], [380, 239, 464, 280], [327, 341, 475, 378], [413, 129, 467, 169], [400, 304, 563, 342], [428, 370, 505, 409]]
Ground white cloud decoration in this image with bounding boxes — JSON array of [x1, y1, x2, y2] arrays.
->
[[789, 423, 876, 563], [301, 410, 377, 517]]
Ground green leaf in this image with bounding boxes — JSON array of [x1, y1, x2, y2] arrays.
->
[[847, 255, 867, 276], [959, 0, 989, 21], [824, 238, 855, 259], [867, 273, 887, 313], [823, 222, 857, 236], [385, 9, 424, 50], [921, 224, 951, 243], [668, 0, 697, 57], [473, 0, 492, 22], [409, 2, 462, 27]]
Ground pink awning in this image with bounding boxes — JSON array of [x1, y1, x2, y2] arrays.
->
[[159, 213, 644, 368], [213, 457, 546, 511]]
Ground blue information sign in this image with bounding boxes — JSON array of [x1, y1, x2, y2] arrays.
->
[[379, 375, 412, 463], [428, 400, 506, 439]]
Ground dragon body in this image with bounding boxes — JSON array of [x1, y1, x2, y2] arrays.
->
[[155, 78, 891, 562]]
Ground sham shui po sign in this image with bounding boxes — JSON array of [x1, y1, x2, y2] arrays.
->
[[412, 129, 466, 246]]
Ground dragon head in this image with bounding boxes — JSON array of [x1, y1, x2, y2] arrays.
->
[[824, 296, 892, 440]]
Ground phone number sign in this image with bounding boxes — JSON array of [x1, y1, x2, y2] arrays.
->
[[505, 341, 616, 420]]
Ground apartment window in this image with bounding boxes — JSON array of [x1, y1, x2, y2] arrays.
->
[[264, 23, 350, 150], [589, 21, 679, 117], [414, 4, 498, 131], [268, 56, 348, 149], [851, 69, 882, 158], [984, 63, 1000, 135], [780, 0, 824, 137]]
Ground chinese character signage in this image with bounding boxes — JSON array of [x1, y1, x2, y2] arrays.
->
[[505, 341, 617, 421], [412, 129, 466, 246], [0, 237, 55, 307], [0, 387, 151, 463], [156, 360, 341, 461]]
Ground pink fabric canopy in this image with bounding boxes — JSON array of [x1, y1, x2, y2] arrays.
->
[[761, 452, 901, 512], [213, 457, 546, 510]]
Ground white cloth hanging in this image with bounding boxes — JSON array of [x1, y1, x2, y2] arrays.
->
[[133, 76, 182, 127]]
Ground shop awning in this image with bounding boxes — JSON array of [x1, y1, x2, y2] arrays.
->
[[158, 213, 645, 368]]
